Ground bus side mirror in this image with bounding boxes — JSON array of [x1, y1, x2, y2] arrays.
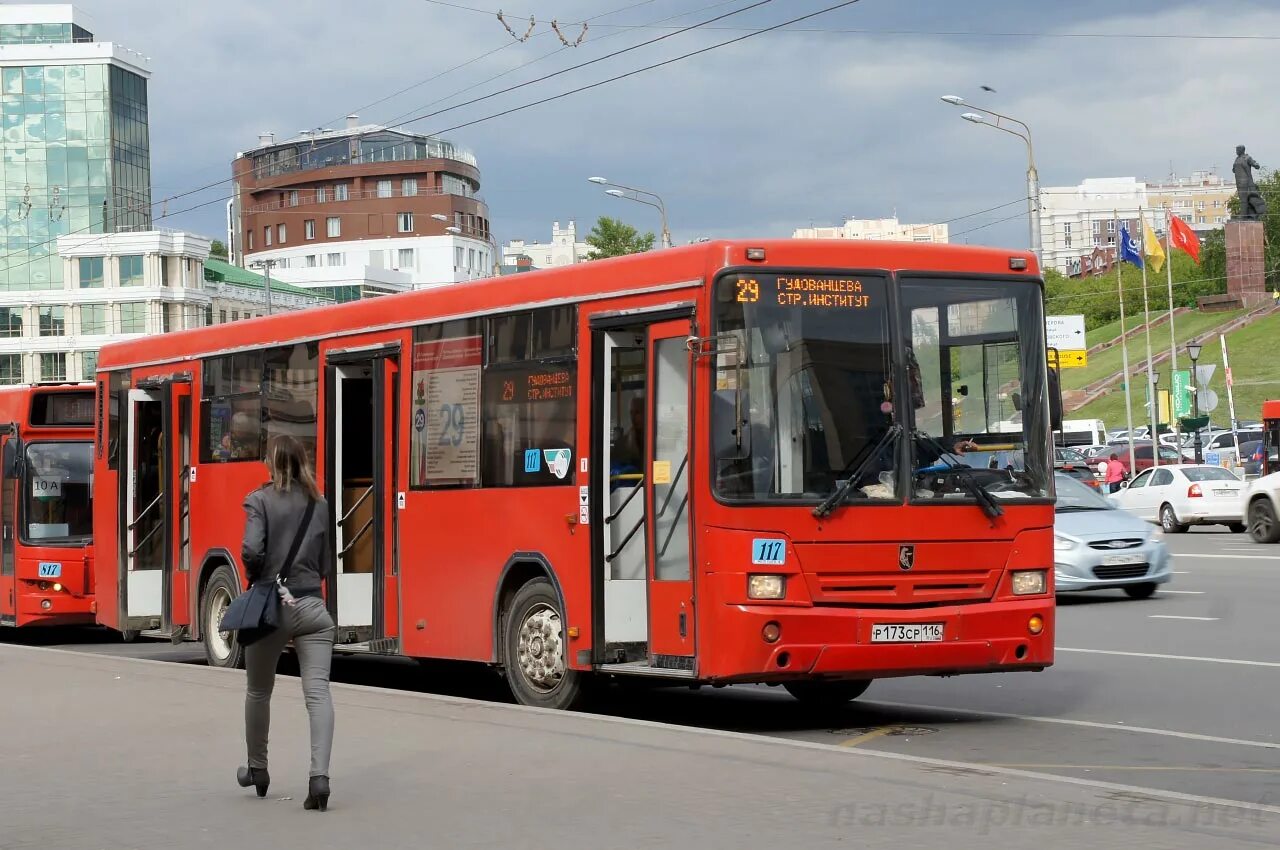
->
[[2, 437, 21, 479], [1047, 367, 1063, 432]]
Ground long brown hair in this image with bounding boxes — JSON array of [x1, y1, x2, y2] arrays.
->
[[266, 435, 320, 499]]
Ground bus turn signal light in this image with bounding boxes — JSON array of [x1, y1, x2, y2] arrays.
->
[[762, 622, 781, 643], [1028, 615, 1044, 635]]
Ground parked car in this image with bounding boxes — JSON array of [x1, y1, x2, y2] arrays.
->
[[1053, 472, 1170, 599], [1197, 429, 1263, 463], [1089, 442, 1183, 477], [1055, 461, 1101, 490], [1055, 447, 1087, 465], [1112, 464, 1246, 533], [1240, 440, 1265, 477], [1241, 464, 1280, 543]]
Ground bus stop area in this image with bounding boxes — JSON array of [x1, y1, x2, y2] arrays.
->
[[3, 644, 1277, 850]]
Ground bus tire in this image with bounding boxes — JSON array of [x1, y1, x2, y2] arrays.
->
[[502, 577, 584, 710], [783, 679, 871, 707], [201, 566, 244, 669]]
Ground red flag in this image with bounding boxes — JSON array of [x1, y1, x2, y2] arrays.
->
[[1168, 214, 1201, 263]]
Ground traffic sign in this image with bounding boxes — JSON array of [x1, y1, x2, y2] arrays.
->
[[1171, 370, 1191, 418], [1055, 349, 1087, 368], [1046, 315, 1086, 351], [1199, 388, 1219, 413]]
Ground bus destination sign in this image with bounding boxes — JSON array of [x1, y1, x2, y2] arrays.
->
[[736, 276, 871, 310]]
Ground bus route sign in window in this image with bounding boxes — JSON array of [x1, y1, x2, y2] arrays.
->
[[411, 328, 483, 488]]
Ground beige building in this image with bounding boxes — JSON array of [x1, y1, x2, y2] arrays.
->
[[502, 220, 593, 268], [792, 216, 949, 243]]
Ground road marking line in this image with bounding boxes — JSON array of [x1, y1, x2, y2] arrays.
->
[[1175, 554, 1276, 560], [13, 644, 1280, 819], [1058, 647, 1280, 667], [1158, 590, 1205, 594], [863, 699, 1280, 751], [1148, 615, 1219, 621], [990, 764, 1280, 773], [839, 726, 897, 748]]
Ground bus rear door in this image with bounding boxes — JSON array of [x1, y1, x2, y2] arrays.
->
[[121, 386, 168, 633]]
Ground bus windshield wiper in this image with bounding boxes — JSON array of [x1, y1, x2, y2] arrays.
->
[[912, 430, 1004, 520], [813, 425, 901, 519]]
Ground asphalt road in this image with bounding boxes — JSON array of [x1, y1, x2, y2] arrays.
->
[[8, 526, 1279, 812]]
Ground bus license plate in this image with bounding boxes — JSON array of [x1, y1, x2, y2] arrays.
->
[[1101, 553, 1145, 566], [871, 623, 943, 643], [38, 562, 62, 578]]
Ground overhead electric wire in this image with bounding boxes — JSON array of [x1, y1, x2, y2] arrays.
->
[[585, 24, 1280, 41], [2, 0, 866, 273]]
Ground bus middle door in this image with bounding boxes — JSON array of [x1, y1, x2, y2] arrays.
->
[[122, 386, 169, 633]]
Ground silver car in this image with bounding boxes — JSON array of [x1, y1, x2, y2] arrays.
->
[[1053, 472, 1172, 599]]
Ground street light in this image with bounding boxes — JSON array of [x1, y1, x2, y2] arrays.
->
[[1186, 341, 1203, 464], [941, 94, 1041, 263], [587, 176, 672, 248]]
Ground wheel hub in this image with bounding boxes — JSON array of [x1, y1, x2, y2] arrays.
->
[[208, 588, 232, 661], [516, 604, 564, 693]]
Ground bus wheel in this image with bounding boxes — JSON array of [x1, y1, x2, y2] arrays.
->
[[783, 679, 871, 707], [202, 566, 244, 669], [502, 578, 584, 710]]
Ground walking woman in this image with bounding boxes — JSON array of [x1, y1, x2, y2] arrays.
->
[[1105, 452, 1126, 494], [236, 435, 335, 812]]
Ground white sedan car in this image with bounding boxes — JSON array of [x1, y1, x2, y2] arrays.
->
[[1111, 464, 1247, 533]]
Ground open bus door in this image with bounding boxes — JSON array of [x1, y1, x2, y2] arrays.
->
[[592, 308, 697, 675], [116, 377, 192, 639], [0, 426, 16, 625], [325, 344, 400, 652]]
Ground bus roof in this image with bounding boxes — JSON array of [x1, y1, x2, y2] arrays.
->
[[97, 239, 1039, 373]]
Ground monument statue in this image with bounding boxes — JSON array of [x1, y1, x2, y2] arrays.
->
[[1233, 145, 1267, 220]]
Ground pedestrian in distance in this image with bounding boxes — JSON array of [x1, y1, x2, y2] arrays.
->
[[236, 435, 336, 812], [1105, 452, 1125, 494]]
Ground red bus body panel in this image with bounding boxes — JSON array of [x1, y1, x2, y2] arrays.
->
[[93, 240, 1053, 682]]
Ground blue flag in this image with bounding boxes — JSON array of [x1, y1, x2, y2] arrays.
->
[[1118, 223, 1144, 268]]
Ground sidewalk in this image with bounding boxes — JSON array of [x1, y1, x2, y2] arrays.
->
[[2, 644, 1277, 849]]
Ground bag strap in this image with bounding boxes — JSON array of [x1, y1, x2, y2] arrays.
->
[[277, 497, 317, 585]]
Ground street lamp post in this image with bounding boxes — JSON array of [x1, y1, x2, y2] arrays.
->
[[941, 96, 1041, 264], [1186, 341, 1203, 464], [1150, 371, 1161, 468], [248, 258, 277, 316], [588, 176, 672, 248]]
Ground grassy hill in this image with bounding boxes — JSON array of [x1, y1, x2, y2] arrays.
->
[[1062, 308, 1248, 393], [1072, 309, 1280, 428]]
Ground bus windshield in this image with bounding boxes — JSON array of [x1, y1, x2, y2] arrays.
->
[[23, 441, 93, 543], [901, 277, 1051, 500], [712, 272, 899, 502]]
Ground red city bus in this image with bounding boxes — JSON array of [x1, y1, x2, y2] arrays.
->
[[92, 240, 1058, 708], [0, 383, 96, 628], [1261, 400, 1280, 477]]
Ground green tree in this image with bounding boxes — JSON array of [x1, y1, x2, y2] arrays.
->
[[209, 239, 228, 260], [585, 216, 655, 259]]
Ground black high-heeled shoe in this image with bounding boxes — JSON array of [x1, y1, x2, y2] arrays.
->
[[303, 775, 330, 812], [236, 766, 270, 798]]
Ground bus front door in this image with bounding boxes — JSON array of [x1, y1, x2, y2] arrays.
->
[[644, 319, 695, 665], [122, 388, 168, 632], [326, 351, 398, 650]]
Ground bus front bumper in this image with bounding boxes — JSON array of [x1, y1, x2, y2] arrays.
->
[[701, 598, 1054, 683], [14, 584, 95, 627]]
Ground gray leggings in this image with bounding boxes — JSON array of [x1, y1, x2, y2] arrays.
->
[[244, 595, 336, 777]]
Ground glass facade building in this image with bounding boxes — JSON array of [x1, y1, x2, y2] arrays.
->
[[0, 19, 151, 293]]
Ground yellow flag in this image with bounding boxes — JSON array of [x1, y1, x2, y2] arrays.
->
[[1143, 219, 1165, 273]]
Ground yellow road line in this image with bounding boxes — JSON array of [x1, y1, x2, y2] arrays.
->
[[839, 726, 898, 748], [989, 764, 1280, 773]]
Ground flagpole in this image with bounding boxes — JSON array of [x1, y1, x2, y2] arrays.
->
[[1140, 207, 1158, 468], [1165, 206, 1180, 448], [1116, 210, 1137, 476]]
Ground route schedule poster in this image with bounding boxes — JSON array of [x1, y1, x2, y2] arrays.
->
[[411, 335, 482, 486]]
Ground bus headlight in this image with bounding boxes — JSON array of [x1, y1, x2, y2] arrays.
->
[[748, 575, 786, 600], [1012, 570, 1047, 595]]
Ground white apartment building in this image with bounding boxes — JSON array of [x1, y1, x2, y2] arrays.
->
[[1040, 172, 1234, 276], [792, 217, 949, 243], [32, 231, 329, 384], [503, 220, 593, 268]]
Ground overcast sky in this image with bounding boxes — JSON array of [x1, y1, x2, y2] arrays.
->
[[65, 0, 1279, 251]]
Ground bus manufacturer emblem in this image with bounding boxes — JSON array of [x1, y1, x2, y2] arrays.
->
[[898, 546, 915, 571]]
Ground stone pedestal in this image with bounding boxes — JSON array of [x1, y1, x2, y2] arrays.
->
[[1225, 219, 1267, 307]]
